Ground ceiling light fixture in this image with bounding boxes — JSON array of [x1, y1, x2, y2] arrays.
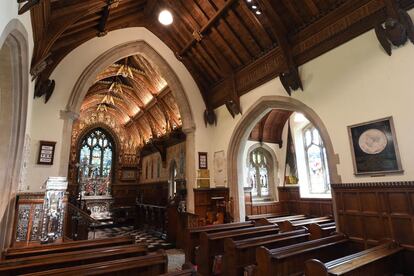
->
[[158, 10, 173, 26]]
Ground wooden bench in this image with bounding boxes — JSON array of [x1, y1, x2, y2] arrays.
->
[[2, 236, 135, 260], [197, 224, 279, 276], [255, 234, 359, 276], [0, 243, 148, 275], [21, 251, 168, 276], [255, 214, 308, 226], [246, 213, 288, 221], [222, 228, 310, 276], [305, 242, 403, 276], [184, 221, 254, 263], [309, 222, 336, 240], [278, 216, 334, 232]]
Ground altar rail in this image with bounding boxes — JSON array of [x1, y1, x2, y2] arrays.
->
[[135, 203, 167, 235], [64, 203, 98, 241]]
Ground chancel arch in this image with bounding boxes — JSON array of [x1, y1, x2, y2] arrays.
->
[[0, 19, 29, 252], [227, 96, 341, 222]]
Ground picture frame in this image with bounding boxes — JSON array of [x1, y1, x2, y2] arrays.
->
[[198, 152, 208, 169], [37, 141, 56, 165], [347, 116, 403, 176]]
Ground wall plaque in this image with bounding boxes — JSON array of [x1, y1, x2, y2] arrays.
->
[[348, 117, 403, 175], [198, 152, 208, 169], [37, 141, 56, 165]]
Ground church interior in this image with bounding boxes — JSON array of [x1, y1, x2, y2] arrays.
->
[[1, 0, 414, 275]]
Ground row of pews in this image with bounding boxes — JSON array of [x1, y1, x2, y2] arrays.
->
[[184, 213, 413, 276], [0, 236, 195, 276]]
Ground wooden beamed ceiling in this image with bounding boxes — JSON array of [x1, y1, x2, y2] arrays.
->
[[28, 0, 414, 115]]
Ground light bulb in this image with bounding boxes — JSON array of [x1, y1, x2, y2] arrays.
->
[[158, 10, 173, 26]]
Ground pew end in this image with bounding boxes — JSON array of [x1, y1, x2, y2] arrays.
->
[[305, 259, 329, 276]]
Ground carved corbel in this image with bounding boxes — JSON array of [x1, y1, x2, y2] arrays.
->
[[225, 74, 242, 118], [280, 67, 303, 96], [152, 141, 167, 167], [375, 0, 414, 55], [34, 77, 55, 103], [17, 0, 40, 15], [203, 109, 217, 127], [256, 0, 303, 96]]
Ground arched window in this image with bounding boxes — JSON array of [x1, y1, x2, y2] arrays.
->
[[303, 125, 330, 194], [79, 128, 114, 177], [247, 147, 272, 198], [169, 161, 178, 198]]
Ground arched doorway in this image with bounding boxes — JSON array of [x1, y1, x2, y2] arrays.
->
[[0, 19, 29, 251], [227, 96, 341, 221]]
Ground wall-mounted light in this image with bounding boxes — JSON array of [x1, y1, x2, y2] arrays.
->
[[158, 10, 173, 26]]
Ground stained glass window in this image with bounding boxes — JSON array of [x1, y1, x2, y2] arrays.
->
[[303, 125, 330, 194], [247, 147, 271, 198], [79, 128, 114, 177]]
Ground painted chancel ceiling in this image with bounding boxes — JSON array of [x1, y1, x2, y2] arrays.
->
[[77, 54, 182, 149]]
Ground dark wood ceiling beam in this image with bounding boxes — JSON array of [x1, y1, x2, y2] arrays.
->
[[181, 1, 234, 75], [236, 1, 274, 50], [199, 0, 244, 67], [304, 0, 320, 16], [256, 0, 303, 95], [50, 0, 107, 20], [176, 0, 239, 57]]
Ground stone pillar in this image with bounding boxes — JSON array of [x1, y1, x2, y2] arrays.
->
[[183, 126, 196, 213], [58, 110, 79, 177]]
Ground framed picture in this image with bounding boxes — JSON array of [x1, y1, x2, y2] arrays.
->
[[37, 141, 56, 165], [198, 152, 208, 169], [348, 117, 403, 175]]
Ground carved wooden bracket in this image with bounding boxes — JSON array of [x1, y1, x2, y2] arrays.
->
[[17, 0, 40, 15], [203, 109, 217, 126], [225, 74, 242, 118], [280, 67, 303, 96], [256, 0, 303, 96], [34, 78, 55, 103], [375, 0, 414, 55]]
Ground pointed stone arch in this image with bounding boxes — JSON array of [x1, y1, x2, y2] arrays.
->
[[60, 40, 196, 210], [0, 19, 29, 251], [227, 96, 341, 221]]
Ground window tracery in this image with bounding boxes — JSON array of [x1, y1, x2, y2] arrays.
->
[[79, 128, 114, 178]]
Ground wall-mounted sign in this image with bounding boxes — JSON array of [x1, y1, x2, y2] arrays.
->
[[198, 152, 208, 169], [37, 141, 56, 165]]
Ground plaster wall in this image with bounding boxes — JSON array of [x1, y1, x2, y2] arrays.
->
[[211, 9, 414, 188]]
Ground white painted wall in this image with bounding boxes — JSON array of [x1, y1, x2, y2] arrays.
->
[[27, 27, 211, 192], [211, 9, 414, 187]]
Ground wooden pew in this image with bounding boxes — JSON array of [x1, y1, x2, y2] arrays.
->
[[255, 234, 359, 276], [309, 222, 336, 240], [21, 251, 168, 276], [246, 213, 288, 221], [278, 216, 333, 232], [197, 224, 279, 276], [304, 242, 403, 276], [0, 243, 148, 275], [184, 221, 254, 263], [255, 214, 308, 226], [223, 228, 310, 276], [2, 236, 135, 260]]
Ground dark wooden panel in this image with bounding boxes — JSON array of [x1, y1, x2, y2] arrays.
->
[[332, 182, 414, 248]]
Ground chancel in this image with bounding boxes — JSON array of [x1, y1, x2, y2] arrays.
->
[[1, 0, 414, 275]]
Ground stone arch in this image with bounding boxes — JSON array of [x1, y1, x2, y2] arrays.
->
[[227, 96, 341, 221], [0, 19, 29, 251], [60, 40, 196, 210], [244, 142, 279, 200]]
